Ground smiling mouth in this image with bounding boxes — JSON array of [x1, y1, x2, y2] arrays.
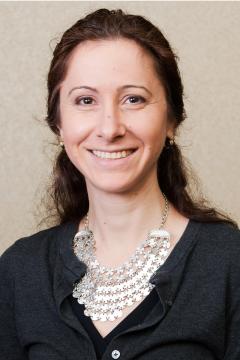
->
[[89, 149, 137, 160]]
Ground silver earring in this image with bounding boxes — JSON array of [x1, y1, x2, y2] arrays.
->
[[169, 137, 175, 146]]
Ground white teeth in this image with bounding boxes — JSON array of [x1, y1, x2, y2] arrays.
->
[[92, 150, 134, 159]]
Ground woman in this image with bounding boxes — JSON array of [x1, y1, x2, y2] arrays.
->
[[0, 8, 239, 360]]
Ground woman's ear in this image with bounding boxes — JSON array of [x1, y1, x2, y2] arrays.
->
[[58, 126, 64, 139], [166, 123, 175, 140]]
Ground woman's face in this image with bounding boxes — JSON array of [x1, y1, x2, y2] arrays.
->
[[59, 38, 174, 194]]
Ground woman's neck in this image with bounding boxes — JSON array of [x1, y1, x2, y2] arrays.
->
[[82, 178, 170, 266]]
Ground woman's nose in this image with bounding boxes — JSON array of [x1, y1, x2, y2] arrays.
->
[[96, 105, 126, 141]]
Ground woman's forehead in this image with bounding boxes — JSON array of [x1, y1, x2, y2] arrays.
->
[[68, 37, 149, 62], [63, 38, 162, 90]]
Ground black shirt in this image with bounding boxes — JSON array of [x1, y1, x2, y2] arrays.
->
[[70, 288, 159, 359], [0, 220, 240, 359]]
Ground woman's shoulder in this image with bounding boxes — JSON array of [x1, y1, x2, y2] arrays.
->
[[198, 220, 240, 243], [0, 222, 76, 271], [195, 220, 240, 261], [2, 224, 60, 255]]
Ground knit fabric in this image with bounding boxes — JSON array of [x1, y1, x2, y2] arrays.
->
[[0, 220, 240, 359]]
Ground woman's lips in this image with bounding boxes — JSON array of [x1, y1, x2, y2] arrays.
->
[[91, 149, 136, 159], [88, 148, 137, 153], [88, 148, 138, 167]]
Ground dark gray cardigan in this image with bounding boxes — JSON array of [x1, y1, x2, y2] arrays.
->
[[0, 220, 240, 360]]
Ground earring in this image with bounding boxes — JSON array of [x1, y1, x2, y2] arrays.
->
[[165, 136, 175, 149], [169, 137, 175, 146], [59, 140, 64, 149]]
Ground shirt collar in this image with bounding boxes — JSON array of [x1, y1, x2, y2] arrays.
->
[[59, 221, 87, 283]]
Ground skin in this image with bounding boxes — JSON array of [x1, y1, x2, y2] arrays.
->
[[59, 37, 187, 261], [59, 38, 189, 336]]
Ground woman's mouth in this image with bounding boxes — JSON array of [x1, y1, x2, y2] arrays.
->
[[87, 148, 138, 168], [91, 149, 135, 160]]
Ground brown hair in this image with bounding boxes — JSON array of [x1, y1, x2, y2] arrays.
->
[[43, 8, 236, 227]]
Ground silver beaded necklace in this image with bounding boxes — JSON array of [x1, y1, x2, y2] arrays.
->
[[72, 194, 171, 322]]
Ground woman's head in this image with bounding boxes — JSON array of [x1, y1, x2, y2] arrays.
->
[[44, 8, 235, 226], [58, 37, 174, 194], [46, 8, 185, 136]]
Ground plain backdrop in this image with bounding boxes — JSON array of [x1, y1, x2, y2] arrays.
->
[[0, 1, 240, 254]]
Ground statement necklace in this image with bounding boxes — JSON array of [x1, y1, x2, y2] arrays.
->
[[72, 194, 171, 322]]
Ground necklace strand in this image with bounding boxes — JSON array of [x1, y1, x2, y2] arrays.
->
[[72, 193, 171, 322]]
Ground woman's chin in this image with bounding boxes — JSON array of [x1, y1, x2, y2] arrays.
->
[[86, 178, 139, 195]]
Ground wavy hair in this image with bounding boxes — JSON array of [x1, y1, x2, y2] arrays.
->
[[42, 8, 236, 227]]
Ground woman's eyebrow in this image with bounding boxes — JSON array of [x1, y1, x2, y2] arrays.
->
[[68, 85, 152, 96], [68, 86, 98, 96], [121, 85, 152, 96]]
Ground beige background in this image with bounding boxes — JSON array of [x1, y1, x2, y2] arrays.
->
[[0, 1, 240, 254]]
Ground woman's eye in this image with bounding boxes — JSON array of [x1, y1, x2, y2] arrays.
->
[[75, 96, 95, 105], [125, 96, 146, 104], [74, 95, 146, 106]]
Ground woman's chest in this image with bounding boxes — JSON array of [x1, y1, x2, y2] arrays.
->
[[91, 297, 147, 337]]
